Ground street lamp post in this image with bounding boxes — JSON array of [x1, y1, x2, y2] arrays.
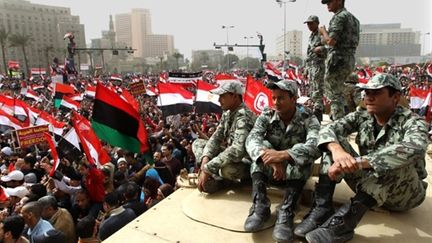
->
[[276, 0, 296, 68], [222, 25, 234, 71], [244, 36, 253, 71]]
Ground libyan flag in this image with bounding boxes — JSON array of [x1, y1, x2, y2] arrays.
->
[[91, 83, 149, 153]]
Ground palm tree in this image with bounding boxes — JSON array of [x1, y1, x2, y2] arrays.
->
[[173, 52, 183, 70], [9, 33, 32, 76], [43, 45, 54, 74], [0, 29, 9, 76]]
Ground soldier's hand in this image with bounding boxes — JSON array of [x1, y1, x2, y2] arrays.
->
[[200, 156, 210, 169], [328, 163, 343, 181], [319, 25, 327, 35], [332, 150, 358, 174], [261, 149, 289, 165], [270, 163, 285, 181], [197, 170, 211, 192]]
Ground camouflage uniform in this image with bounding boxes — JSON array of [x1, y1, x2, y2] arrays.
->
[[305, 15, 327, 111], [343, 73, 362, 112], [324, 7, 360, 120], [319, 74, 428, 211], [246, 105, 321, 181], [194, 81, 257, 181]]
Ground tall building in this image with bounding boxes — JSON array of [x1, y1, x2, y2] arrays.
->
[[276, 30, 303, 59], [357, 23, 421, 58], [0, 0, 86, 72], [115, 8, 174, 59]]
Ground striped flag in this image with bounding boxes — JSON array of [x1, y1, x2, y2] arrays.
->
[[157, 83, 194, 117], [72, 112, 110, 168], [60, 96, 80, 111], [195, 80, 222, 114], [92, 83, 149, 153], [43, 132, 60, 177]]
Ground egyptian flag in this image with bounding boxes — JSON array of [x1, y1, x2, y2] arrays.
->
[[168, 71, 202, 85], [110, 74, 122, 82], [0, 109, 24, 132], [244, 76, 273, 114], [214, 73, 238, 86], [264, 62, 282, 81], [59, 96, 80, 111], [28, 107, 65, 136], [194, 80, 222, 114], [43, 132, 60, 177], [409, 87, 429, 109], [56, 127, 83, 163], [85, 85, 96, 99], [73, 112, 110, 168], [24, 89, 42, 102], [92, 83, 149, 153], [0, 95, 29, 123], [157, 83, 194, 117], [53, 83, 75, 108]]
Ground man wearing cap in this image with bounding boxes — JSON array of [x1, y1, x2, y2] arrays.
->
[[295, 74, 428, 242], [243, 80, 321, 242], [1, 170, 25, 188], [195, 81, 256, 193], [319, 0, 360, 120], [304, 15, 327, 122]]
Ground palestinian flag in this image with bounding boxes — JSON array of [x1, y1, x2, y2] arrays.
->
[[53, 83, 75, 108], [73, 112, 110, 168], [194, 80, 222, 114], [157, 82, 194, 117], [91, 83, 149, 153]]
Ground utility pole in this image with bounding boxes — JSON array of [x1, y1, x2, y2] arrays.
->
[[222, 25, 235, 71]]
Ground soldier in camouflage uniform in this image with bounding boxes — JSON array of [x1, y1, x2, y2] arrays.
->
[[294, 74, 428, 243], [343, 73, 362, 113], [194, 81, 256, 193], [243, 80, 321, 242], [304, 15, 327, 122], [319, 0, 360, 120]]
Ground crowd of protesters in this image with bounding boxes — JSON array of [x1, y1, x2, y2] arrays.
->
[[0, 61, 430, 242]]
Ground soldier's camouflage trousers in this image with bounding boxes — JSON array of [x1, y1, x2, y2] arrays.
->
[[324, 54, 355, 120], [309, 64, 325, 111], [250, 141, 313, 182], [319, 138, 426, 211], [192, 138, 251, 181]]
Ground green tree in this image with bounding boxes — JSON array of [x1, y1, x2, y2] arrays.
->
[[9, 33, 32, 76], [224, 54, 239, 70], [238, 57, 261, 70], [0, 29, 8, 76], [191, 52, 210, 71]]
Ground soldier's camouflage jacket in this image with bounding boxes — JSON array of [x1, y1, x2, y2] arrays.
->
[[246, 106, 321, 176], [318, 106, 428, 179], [202, 103, 256, 175]]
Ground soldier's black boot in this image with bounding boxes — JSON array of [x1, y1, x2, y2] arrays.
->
[[305, 191, 376, 243], [294, 175, 336, 238], [244, 173, 271, 232], [272, 180, 305, 243]]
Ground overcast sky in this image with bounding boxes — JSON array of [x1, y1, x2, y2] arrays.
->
[[29, 0, 432, 59]]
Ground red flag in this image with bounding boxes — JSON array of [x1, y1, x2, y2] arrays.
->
[[72, 112, 110, 168], [43, 132, 60, 177], [244, 76, 273, 114]]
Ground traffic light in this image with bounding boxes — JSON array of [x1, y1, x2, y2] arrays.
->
[[112, 50, 119, 55]]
